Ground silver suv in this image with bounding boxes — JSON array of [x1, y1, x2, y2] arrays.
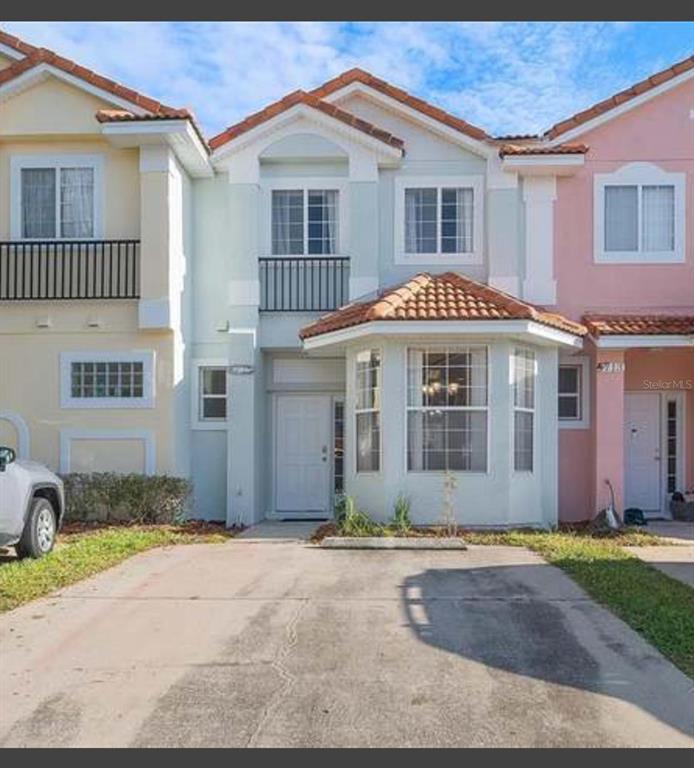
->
[[0, 447, 64, 558]]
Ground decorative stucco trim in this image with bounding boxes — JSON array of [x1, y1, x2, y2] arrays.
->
[[0, 410, 30, 458], [59, 428, 156, 474]]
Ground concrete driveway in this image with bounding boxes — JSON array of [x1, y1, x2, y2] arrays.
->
[[1, 528, 693, 747]]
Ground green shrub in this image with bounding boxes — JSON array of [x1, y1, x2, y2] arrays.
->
[[335, 495, 381, 537], [392, 494, 411, 532], [61, 473, 192, 525]]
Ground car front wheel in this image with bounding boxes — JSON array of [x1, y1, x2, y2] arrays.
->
[[17, 498, 57, 559]]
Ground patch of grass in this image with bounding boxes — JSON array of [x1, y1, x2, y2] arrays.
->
[[0, 525, 231, 613], [466, 529, 694, 678]]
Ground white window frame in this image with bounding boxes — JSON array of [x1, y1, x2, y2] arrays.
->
[[262, 178, 348, 257], [512, 347, 536, 474], [60, 350, 155, 409], [191, 359, 228, 430], [406, 345, 489, 474], [558, 355, 591, 429], [10, 154, 105, 241], [354, 348, 381, 474], [594, 162, 685, 264], [394, 175, 484, 265]]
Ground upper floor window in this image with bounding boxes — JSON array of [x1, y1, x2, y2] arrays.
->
[[272, 189, 338, 255], [395, 176, 483, 265], [594, 163, 684, 264], [11, 155, 103, 240]]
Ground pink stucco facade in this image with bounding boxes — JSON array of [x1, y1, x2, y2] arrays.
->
[[554, 77, 694, 521]]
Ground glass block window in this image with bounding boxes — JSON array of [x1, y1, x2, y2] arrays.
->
[[70, 361, 144, 399]]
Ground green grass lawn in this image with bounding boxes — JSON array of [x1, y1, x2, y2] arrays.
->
[[0, 525, 231, 614], [465, 530, 694, 679]]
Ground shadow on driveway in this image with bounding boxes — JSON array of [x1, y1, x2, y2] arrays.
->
[[401, 564, 694, 741]]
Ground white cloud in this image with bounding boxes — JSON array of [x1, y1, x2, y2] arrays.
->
[[1, 21, 689, 138]]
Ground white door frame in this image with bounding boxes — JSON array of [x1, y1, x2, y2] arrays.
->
[[624, 390, 686, 518], [270, 393, 334, 519]]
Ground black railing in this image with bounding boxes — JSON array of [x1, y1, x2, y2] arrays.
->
[[259, 256, 349, 312], [0, 240, 140, 300]]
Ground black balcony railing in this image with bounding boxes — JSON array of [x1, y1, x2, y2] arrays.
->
[[259, 256, 349, 312], [0, 240, 140, 300]]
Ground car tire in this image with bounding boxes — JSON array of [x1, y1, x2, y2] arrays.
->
[[16, 498, 57, 559]]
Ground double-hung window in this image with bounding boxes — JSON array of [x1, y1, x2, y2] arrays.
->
[[513, 348, 535, 472], [558, 364, 581, 421], [199, 367, 227, 422], [407, 347, 488, 472], [12, 155, 103, 239], [595, 163, 684, 263], [355, 350, 380, 473], [272, 189, 339, 255], [396, 176, 482, 264]]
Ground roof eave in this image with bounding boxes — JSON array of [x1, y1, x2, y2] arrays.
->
[[302, 319, 584, 351], [101, 119, 213, 177]]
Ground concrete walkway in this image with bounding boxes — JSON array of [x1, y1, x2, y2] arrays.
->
[[628, 545, 694, 588], [1, 536, 693, 747]]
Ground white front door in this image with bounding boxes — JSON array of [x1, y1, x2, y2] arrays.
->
[[275, 395, 331, 516], [624, 392, 662, 515]]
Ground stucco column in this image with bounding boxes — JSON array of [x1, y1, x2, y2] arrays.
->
[[226, 329, 264, 526], [522, 176, 557, 306], [348, 153, 379, 300], [537, 346, 559, 525], [594, 349, 626, 515], [488, 342, 513, 523], [487, 166, 521, 297], [227, 181, 261, 311]]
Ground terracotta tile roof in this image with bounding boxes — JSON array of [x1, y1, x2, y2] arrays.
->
[[0, 46, 190, 119], [545, 53, 694, 139], [209, 89, 404, 152], [300, 272, 587, 340], [0, 29, 38, 56], [95, 108, 208, 150], [499, 143, 588, 157], [311, 68, 489, 142], [584, 314, 694, 337]]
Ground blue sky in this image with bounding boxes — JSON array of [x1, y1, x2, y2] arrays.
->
[[2, 21, 692, 138]]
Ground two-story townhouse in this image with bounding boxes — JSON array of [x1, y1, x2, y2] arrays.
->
[[1, 28, 691, 529], [192, 61, 692, 528], [0, 31, 212, 481]]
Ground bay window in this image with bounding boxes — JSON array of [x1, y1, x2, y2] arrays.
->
[[355, 349, 381, 473], [513, 348, 535, 472], [407, 347, 488, 472]]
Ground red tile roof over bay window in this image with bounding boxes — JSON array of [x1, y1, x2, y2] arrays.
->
[[300, 272, 587, 340], [583, 314, 694, 337]]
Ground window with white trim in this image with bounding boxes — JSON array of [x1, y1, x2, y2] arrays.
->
[[355, 349, 380, 473], [12, 155, 103, 239], [407, 347, 488, 472], [513, 348, 535, 472], [395, 176, 483, 264], [272, 189, 338, 255], [60, 351, 154, 409], [199, 367, 227, 422], [558, 364, 582, 421], [595, 163, 684, 263]]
